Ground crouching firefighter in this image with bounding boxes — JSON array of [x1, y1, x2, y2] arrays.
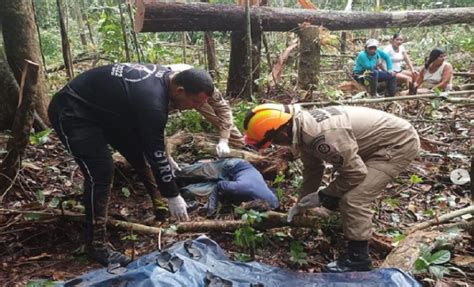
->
[[243, 104, 419, 272], [48, 64, 214, 267]]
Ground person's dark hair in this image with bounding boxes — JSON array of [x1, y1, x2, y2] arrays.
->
[[392, 33, 401, 40], [424, 48, 445, 69], [173, 68, 214, 96]]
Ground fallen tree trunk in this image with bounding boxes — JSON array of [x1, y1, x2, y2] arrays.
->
[[381, 230, 462, 271], [166, 132, 292, 179], [134, 1, 474, 32]]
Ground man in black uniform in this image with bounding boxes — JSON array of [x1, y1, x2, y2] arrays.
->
[[48, 63, 214, 266]]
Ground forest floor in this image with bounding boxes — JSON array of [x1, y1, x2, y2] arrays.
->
[[0, 98, 473, 286]]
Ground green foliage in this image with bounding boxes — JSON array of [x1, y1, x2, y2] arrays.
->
[[409, 174, 423, 184], [414, 248, 454, 279], [35, 190, 45, 205], [384, 197, 400, 208], [272, 172, 286, 200], [384, 229, 406, 243], [30, 129, 52, 145], [122, 233, 139, 242], [48, 196, 60, 208], [26, 279, 61, 287], [234, 252, 252, 262], [290, 175, 303, 189], [97, 7, 124, 61], [232, 101, 258, 132], [167, 110, 213, 135], [234, 208, 267, 254], [288, 241, 308, 266], [121, 187, 131, 198], [423, 208, 436, 218]]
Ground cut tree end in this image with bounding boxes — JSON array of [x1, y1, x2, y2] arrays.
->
[[134, 0, 145, 32]]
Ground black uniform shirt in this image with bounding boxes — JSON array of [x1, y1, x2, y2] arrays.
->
[[68, 63, 179, 197]]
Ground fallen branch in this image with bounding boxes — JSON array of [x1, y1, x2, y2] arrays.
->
[[45, 54, 112, 73], [406, 205, 474, 234], [301, 90, 474, 106], [0, 209, 322, 235]]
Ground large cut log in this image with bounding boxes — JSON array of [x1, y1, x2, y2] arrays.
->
[[134, 1, 474, 32]]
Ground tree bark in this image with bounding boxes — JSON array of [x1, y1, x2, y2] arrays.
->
[[134, 1, 474, 32], [118, 0, 131, 62], [126, 0, 141, 62], [297, 23, 320, 91], [0, 60, 40, 201], [226, 22, 261, 99], [381, 230, 462, 271], [73, 0, 88, 48], [204, 32, 218, 80], [56, 0, 74, 80], [0, 61, 20, 131], [1, 0, 49, 125]]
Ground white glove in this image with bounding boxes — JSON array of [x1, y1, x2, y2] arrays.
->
[[168, 195, 189, 221], [216, 138, 230, 157], [287, 192, 322, 222], [167, 155, 182, 172]]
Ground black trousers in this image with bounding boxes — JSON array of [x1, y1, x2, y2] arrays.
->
[[48, 88, 159, 243]]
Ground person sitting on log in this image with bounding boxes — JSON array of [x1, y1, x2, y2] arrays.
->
[[176, 158, 279, 217], [48, 63, 214, 267], [243, 104, 420, 272], [414, 48, 453, 93], [164, 64, 245, 172], [382, 33, 418, 92], [353, 39, 398, 97]]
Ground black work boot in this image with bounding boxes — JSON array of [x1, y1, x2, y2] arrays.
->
[[324, 240, 372, 272], [86, 241, 132, 267], [86, 220, 132, 267]]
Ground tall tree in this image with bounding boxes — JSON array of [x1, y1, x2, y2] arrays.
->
[[0, 0, 49, 126], [56, 0, 74, 79]]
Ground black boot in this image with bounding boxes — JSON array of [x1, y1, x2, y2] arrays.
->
[[324, 240, 372, 272], [86, 217, 131, 267], [86, 241, 132, 267]]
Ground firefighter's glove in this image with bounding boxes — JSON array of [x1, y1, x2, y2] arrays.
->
[[216, 138, 230, 157], [287, 192, 321, 222], [168, 195, 189, 221]]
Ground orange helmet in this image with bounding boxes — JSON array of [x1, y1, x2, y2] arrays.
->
[[243, 103, 293, 149]]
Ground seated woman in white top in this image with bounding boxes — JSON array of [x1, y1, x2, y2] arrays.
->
[[415, 48, 453, 92], [383, 34, 418, 88]]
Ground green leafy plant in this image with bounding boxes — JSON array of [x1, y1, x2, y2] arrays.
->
[[234, 208, 267, 258], [288, 241, 308, 266], [272, 172, 286, 200], [29, 128, 52, 145], [384, 197, 400, 209], [35, 190, 45, 205], [121, 187, 131, 198], [409, 174, 423, 184], [413, 248, 465, 279]]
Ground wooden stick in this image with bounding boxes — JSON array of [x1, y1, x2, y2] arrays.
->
[[300, 90, 474, 106], [0, 209, 321, 235], [406, 205, 474, 234]]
